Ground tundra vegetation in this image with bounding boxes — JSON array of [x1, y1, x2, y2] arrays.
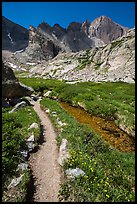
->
[[3, 77, 135, 202], [2, 106, 41, 202]]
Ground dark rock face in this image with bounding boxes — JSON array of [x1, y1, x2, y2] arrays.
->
[[88, 16, 129, 44], [2, 16, 29, 52], [2, 62, 33, 98]]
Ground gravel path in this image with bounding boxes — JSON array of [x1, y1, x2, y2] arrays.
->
[[28, 101, 62, 202]]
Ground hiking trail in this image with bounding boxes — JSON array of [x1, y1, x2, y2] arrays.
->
[[28, 101, 62, 202]]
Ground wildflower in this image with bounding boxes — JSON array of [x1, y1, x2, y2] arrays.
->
[[105, 181, 109, 185], [70, 163, 72, 166], [104, 189, 107, 192], [90, 168, 93, 172], [88, 187, 90, 191], [106, 194, 110, 198], [94, 161, 96, 164], [100, 179, 103, 183], [94, 177, 97, 181]]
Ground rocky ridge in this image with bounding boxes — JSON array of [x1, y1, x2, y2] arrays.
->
[[28, 28, 135, 83], [2, 15, 134, 84], [2, 15, 129, 64]]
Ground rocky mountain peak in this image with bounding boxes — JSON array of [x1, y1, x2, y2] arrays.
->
[[88, 15, 129, 44], [37, 21, 52, 32], [53, 23, 65, 31], [67, 22, 82, 32]]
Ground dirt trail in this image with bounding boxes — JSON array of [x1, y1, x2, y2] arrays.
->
[[28, 101, 62, 202]]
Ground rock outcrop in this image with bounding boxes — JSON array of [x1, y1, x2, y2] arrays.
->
[[2, 62, 33, 98]]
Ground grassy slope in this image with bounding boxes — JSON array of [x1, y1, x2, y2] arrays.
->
[[19, 78, 135, 137], [40, 98, 135, 202]]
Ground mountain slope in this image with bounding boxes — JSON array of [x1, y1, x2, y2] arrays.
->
[[2, 16, 29, 52], [29, 28, 135, 83]]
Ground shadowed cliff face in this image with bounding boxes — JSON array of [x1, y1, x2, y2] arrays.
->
[[2, 16, 29, 52]]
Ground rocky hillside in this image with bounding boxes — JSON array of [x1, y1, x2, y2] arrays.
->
[[28, 28, 135, 83], [2, 15, 129, 63], [2, 16, 29, 52]]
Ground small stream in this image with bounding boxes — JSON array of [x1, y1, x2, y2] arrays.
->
[[60, 102, 135, 152]]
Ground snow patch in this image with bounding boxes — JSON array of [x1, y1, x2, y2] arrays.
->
[[7, 32, 14, 44]]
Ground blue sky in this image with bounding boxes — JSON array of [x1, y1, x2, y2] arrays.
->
[[2, 2, 135, 29]]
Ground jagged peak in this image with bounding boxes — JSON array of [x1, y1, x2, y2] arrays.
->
[[37, 21, 52, 30], [90, 15, 113, 26], [67, 22, 82, 31], [53, 23, 66, 32]]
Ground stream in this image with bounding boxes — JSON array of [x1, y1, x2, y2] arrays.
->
[[60, 102, 135, 152]]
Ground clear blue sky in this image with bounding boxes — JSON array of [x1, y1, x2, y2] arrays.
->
[[2, 2, 135, 29]]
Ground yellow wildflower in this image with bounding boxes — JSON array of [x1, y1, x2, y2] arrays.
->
[[105, 181, 109, 185], [106, 194, 110, 198]]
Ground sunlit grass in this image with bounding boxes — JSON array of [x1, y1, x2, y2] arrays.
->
[[40, 98, 135, 202]]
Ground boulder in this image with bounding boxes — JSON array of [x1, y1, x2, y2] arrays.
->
[[2, 62, 33, 98], [66, 168, 85, 179], [57, 138, 70, 166], [17, 163, 28, 171], [9, 101, 27, 113], [28, 123, 38, 130], [7, 174, 24, 190], [2, 98, 10, 108]]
